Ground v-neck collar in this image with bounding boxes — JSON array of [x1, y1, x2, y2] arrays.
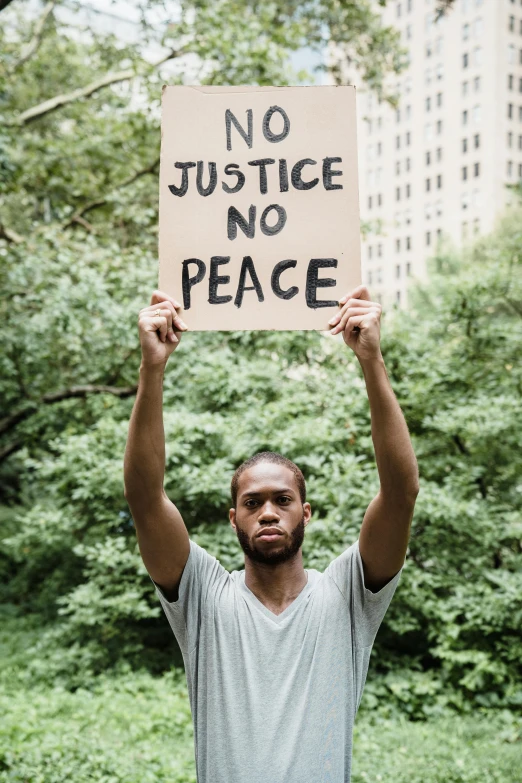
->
[[238, 570, 314, 624]]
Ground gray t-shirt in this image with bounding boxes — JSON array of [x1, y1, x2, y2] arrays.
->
[[152, 537, 402, 783]]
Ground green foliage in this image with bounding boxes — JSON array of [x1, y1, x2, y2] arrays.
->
[[0, 0, 521, 723]]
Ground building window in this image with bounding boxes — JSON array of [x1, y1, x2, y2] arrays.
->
[[397, 2, 402, 17], [462, 23, 470, 40], [425, 203, 432, 220], [377, 243, 382, 257], [474, 133, 480, 148], [437, 174, 442, 188], [426, 43, 432, 58], [508, 44, 515, 64], [406, 262, 411, 277], [396, 290, 401, 304], [435, 200, 442, 217], [437, 228, 442, 241], [396, 187, 401, 201], [462, 222, 468, 239], [463, 52, 469, 68], [518, 163, 522, 178], [436, 120, 443, 134], [508, 103, 514, 119], [436, 147, 442, 162], [425, 67, 432, 85], [507, 161, 513, 177], [396, 264, 401, 279], [462, 80, 469, 96], [396, 161, 401, 175], [396, 239, 401, 252], [519, 134, 522, 150], [519, 106, 522, 121], [407, 0, 412, 11], [508, 74, 514, 90], [509, 15, 515, 32], [508, 131, 513, 148], [426, 231, 431, 246], [474, 47, 483, 66], [426, 96, 431, 112], [426, 151, 431, 165], [474, 162, 480, 177], [436, 63, 443, 80], [462, 166, 468, 180], [474, 17, 483, 37], [368, 245, 373, 260], [396, 108, 401, 123], [368, 271, 373, 285], [406, 157, 411, 171], [405, 208, 412, 224], [406, 131, 411, 145], [519, 77, 522, 93], [425, 123, 433, 140], [426, 178, 431, 191], [463, 110, 468, 125], [396, 135, 401, 149], [462, 192, 469, 210], [474, 76, 481, 92], [406, 24, 412, 39], [462, 137, 468, 153], [473, 219, 480, 235], [368, 196, 373, 209], [406, 183, 411, 198], [406, 236, 411, 250], [377, 193, 382, 206], [437, 92, 443, 107], [473, 105, 481, 124]]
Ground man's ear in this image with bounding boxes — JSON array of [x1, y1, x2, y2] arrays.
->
[[303, 502, 312, 527], [229, 507, 236, 530]]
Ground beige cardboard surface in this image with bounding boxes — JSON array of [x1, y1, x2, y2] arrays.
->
[[158, 85, 361, 331]]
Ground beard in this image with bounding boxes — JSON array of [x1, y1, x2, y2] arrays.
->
[[235, 515, 306, 565]]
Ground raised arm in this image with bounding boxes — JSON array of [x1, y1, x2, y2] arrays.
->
[[124, 290, 190, 601], [328, 285, 419, 592]]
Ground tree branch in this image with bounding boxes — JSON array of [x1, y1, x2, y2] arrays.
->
[[0, 383, 138, 438], [14, 49, 182, 126], [62, 157, 160, 230], [9, 1, 55, 72], [0, 222, 24, 244]]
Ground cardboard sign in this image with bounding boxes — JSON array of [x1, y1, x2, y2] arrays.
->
[[158, 85, 361, 331]]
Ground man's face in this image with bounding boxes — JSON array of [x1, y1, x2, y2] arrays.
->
[[229, 462, 311, 565]]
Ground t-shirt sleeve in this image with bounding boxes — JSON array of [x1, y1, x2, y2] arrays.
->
[[150, 538, 228, 654], [324, 537, 403, 649]]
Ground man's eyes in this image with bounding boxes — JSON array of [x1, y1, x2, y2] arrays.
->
[[244, 496, 292, 507]]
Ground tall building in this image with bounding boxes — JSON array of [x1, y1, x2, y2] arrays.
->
[[351, 0, 522, 308]]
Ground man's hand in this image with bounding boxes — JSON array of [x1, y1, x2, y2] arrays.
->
[[138, 290, 187, 369], [327, 285, 382, 363]]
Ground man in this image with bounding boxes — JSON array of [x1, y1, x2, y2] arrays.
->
[[123, 285, 419, 783]]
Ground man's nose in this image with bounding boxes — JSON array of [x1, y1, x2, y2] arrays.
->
[[258, 502, 279, 521]]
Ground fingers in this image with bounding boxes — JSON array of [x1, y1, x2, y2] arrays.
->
[[338, 285, 372, 306], [328, 300, 381, 334], [150, 289, 181, 309], [141, 299, 187, 341], [331, 311, 365, 337]]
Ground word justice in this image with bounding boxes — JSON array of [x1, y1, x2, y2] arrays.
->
[[168, 157, 343, 199], [182, 256, 339, 311]]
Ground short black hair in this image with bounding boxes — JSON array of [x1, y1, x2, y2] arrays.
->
[[231, 451, 306, 507]]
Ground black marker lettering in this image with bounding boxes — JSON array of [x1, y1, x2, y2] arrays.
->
[[234, 256, 264, 308], [279, 159, 289, 192], [306, 258, 338, 309], [168, 161, 196, 197], [248, 158, 275, 195], [226, 108, 253, 151], [182, 258, 206, 309], [262, 106, 290, 143], [222, 163, 245, 194], [260, 204, 287, 236], [196, 161, 217, 196], [291, 158, 319, 191], [271, 259, 298, 300], [323, 157, 343, 190], [209, 257, 233, 304], [227, 205, 256, 240]]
